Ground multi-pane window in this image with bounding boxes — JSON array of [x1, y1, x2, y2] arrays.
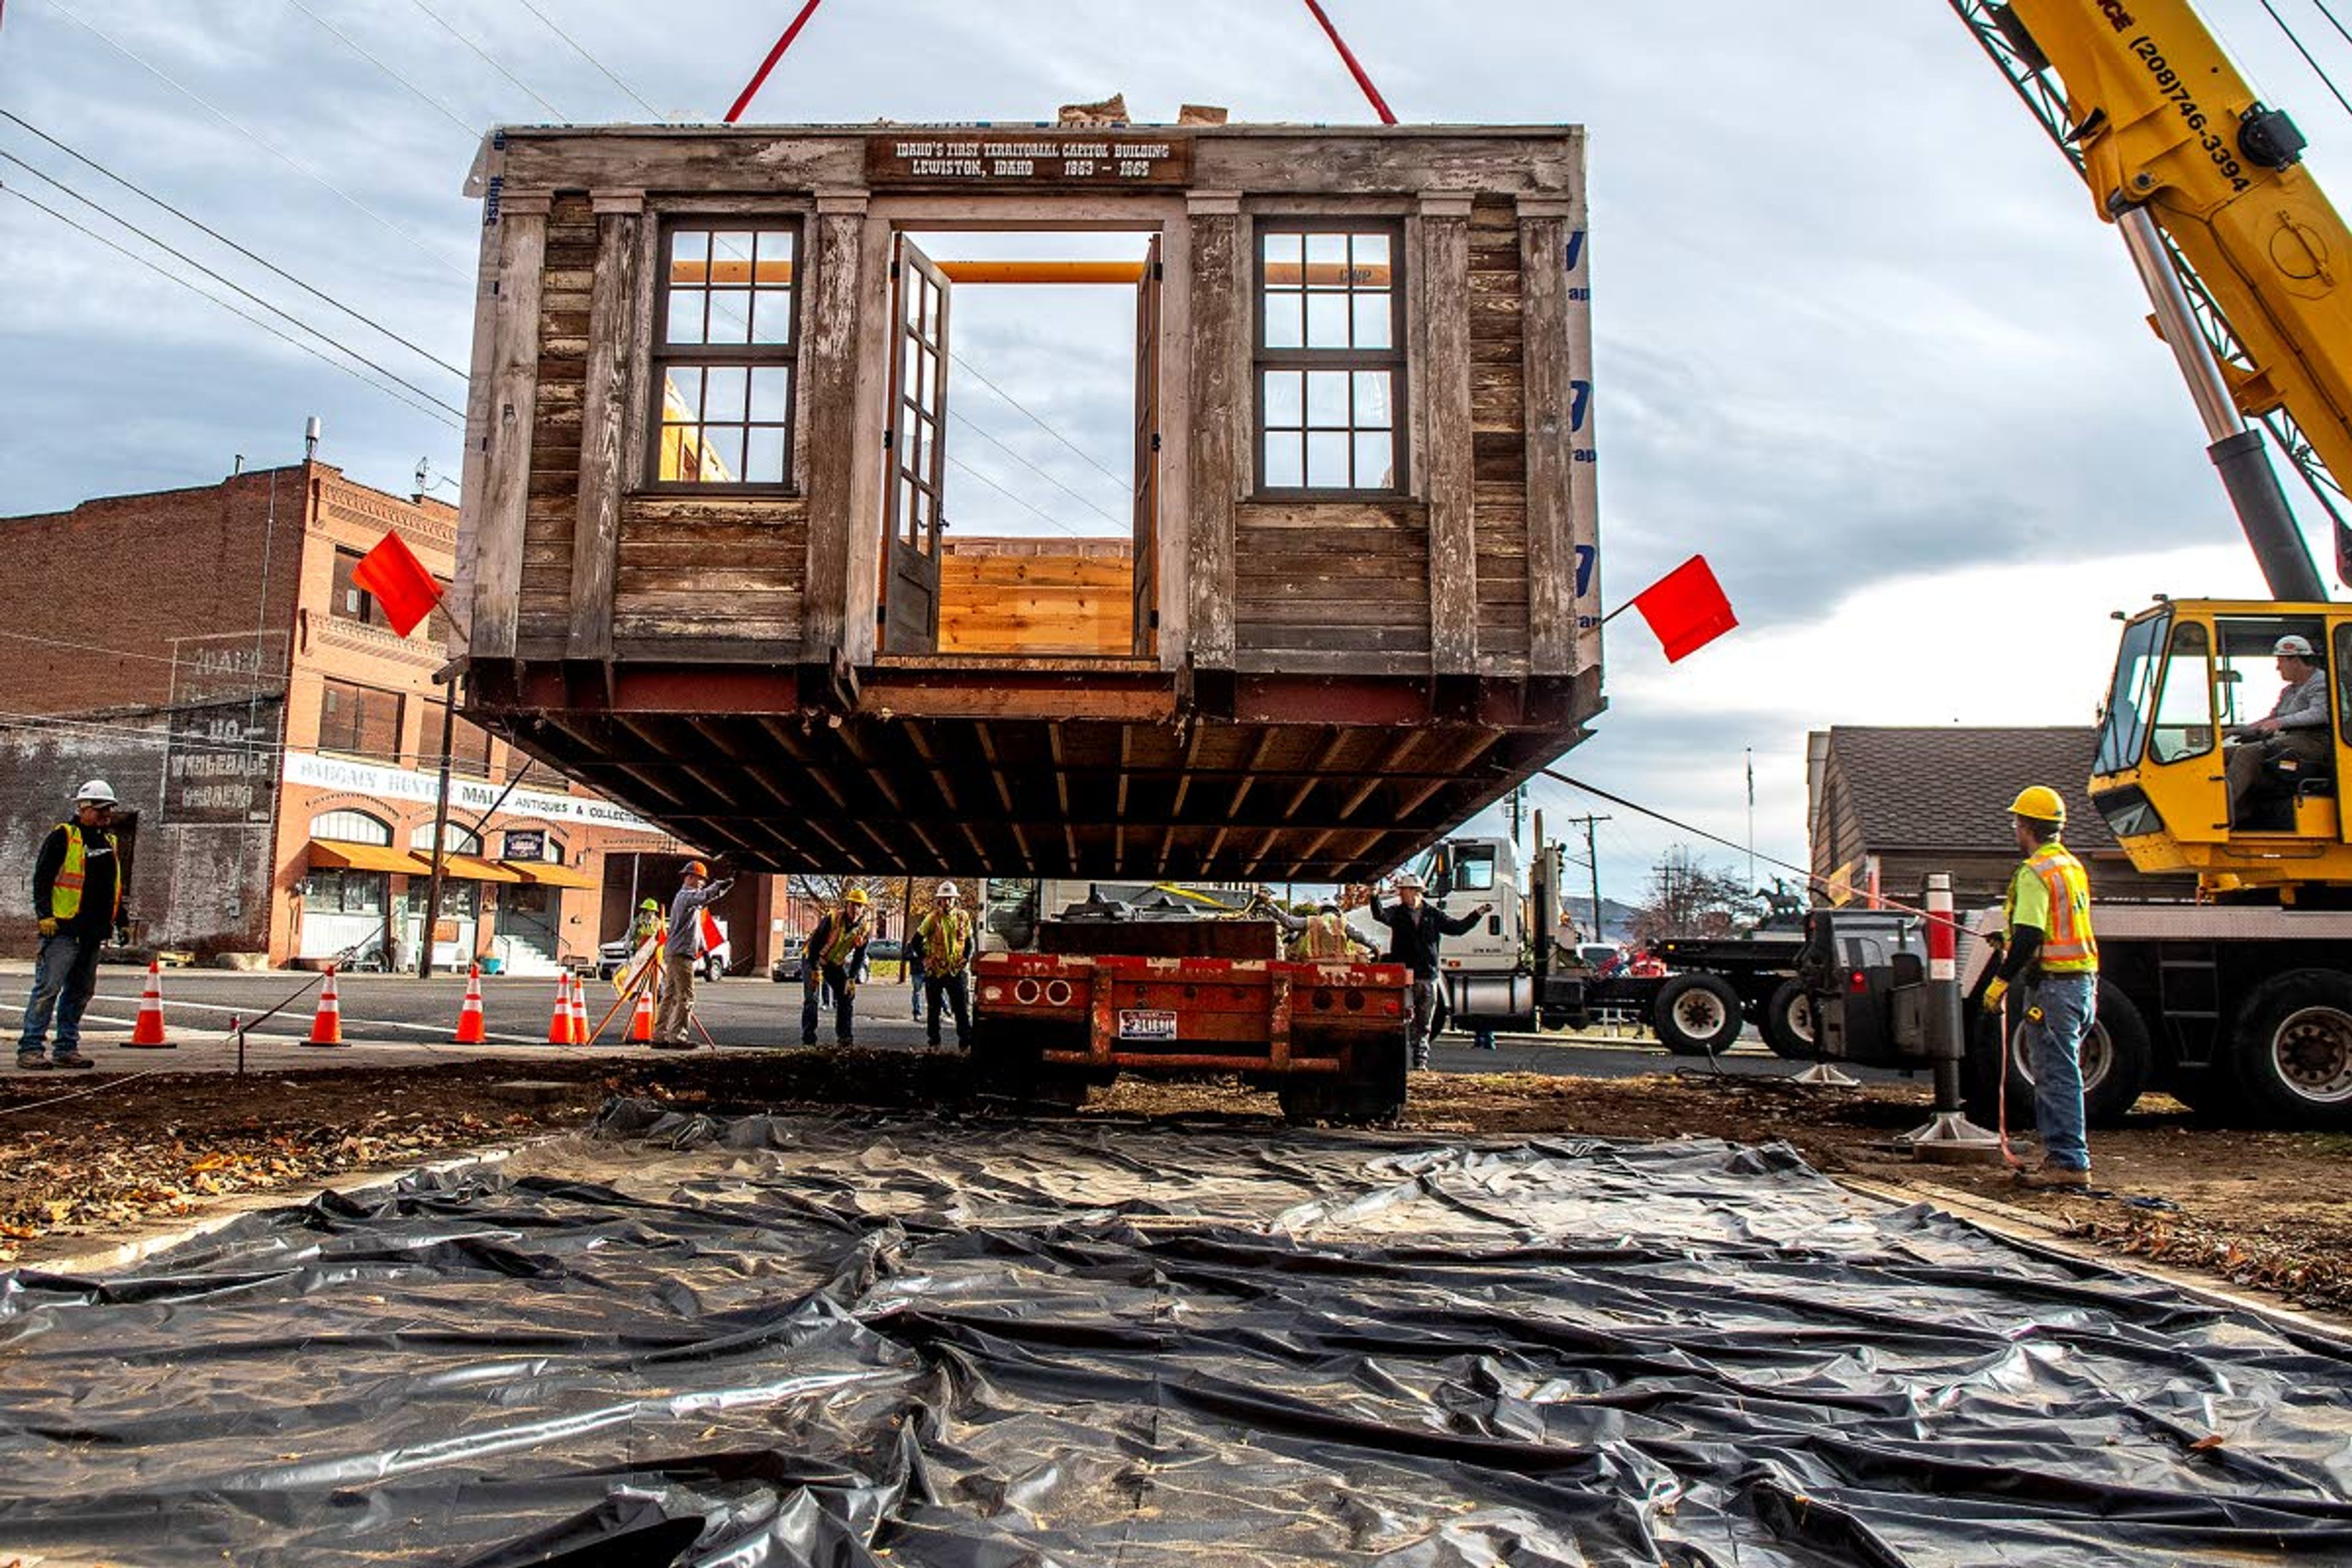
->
[[330, 548, 392, 628], [310, 809, 391, 846], [1256, 222, 1406, 493], [411, 823, 484, 854], [317, 679, 403, 763], [308, 869, 386, 914], [652, 224, 799, 488]]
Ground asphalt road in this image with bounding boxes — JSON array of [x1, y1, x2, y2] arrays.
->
[[0, 965, 1913, 1085]]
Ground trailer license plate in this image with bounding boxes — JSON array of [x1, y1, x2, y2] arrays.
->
[[1118, 1009, 1178, 1041]]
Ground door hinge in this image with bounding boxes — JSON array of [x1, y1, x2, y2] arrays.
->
[[889, 259, 901, 281], [882, 428, 894, 450], [1152, 259, 1164, 281], [877, 605, 888, 626], [1148, 609, 1161, 629], [1150, 432, 1161, 452]]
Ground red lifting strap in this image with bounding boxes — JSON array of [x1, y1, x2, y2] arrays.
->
[[722, 0, 1398, 127]]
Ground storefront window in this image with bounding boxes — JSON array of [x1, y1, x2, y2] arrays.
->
[[309, 869, 386, 914]]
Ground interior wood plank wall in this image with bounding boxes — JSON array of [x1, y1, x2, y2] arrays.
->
[[937, 538, 1134, 656], [612, 496, 807, 644], [517, 194, 595, 654], [1234, 501, 1431, 670], [1469, 197, 1530, 671]]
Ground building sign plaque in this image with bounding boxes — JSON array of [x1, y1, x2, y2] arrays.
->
[[501, 827, 549, 863], [865, 134, 1190, 187]]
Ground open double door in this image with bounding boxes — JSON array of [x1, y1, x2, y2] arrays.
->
[[880, 233, 1161, 657]]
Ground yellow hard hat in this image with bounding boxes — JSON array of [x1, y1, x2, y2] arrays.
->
[[2008, 785, 2065, 825], [844, 886, 870, 905]]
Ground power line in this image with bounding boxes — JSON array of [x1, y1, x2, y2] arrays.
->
[[941, 453, 1093, 540], [950, 407, 1129, 530], [39, 0, 470, 277], [2260, 0, 2352, 118], [511, 0, 666, 121], [0, 110, 466, 381], [0, 183, 463, 430], [2316, 0, 2352, 54], [282, 0, 478, 136], [405, 0, 567, 121], [0, 153, 465, 420], [948, 349, 1136, 496]]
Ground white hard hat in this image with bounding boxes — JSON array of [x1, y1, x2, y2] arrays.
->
[[935, 881, 960, 900], [73, 779, 118, 806], [2275, 634, 2316, 658], [1395, 872, 1425, 891]]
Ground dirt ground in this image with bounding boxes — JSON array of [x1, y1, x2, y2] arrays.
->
[[2, 1054, 2344, 1322]]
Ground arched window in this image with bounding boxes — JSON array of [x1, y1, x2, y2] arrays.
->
[[311, 809, 391, 845], [410, 823, 483, 853]]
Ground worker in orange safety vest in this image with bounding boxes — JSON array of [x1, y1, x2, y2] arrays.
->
[[801, 886, 873, 1046]]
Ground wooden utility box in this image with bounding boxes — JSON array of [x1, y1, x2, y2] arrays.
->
[[454, 122, 1602, 881]]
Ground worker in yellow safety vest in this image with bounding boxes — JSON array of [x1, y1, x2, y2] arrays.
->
[[802, 886, 872, 1046], [913, 881, 978, 1049], [18, 780, 129, 1071], [1982, 785, 2100, 1190]]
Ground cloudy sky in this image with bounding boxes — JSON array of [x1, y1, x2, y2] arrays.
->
[[1, 0, 2341, 905]]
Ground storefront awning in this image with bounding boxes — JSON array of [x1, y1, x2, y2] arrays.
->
[[506, 860, 597, 889], [439, 853, 524, 884], [307, 839, 430, 875]]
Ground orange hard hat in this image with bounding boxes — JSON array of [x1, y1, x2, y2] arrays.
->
[[682, 859, 710, 878]]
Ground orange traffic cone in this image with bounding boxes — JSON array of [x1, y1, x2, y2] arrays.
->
[[569, 971, 590, 1044], [453, 963, 486, 1045], [628, 979, 656, 1044], [302, 965, 346, 1047], [545, 973, 573, 1046], [123, 957, 175, 1049]]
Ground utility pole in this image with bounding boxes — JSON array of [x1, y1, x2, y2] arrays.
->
[[418, 686, 457, 979], [1558, 813, 1608, 939]]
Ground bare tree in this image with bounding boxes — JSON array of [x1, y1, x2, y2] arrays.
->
[[1630, 849, 1757, 944]]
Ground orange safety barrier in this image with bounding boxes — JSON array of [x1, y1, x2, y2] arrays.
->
[[123, 957, 175, 1049], [568, 973, 589, 1046], [545, 973, 574, 1046], [302, 965, 346, 1047], [628, 982, 655, 1044], [454, 964, 487, 1045]]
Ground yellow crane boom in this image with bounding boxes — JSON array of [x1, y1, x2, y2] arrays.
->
[[1956, 0, 2352, 594]]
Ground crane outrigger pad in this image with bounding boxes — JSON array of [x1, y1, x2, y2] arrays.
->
[[2, 1106, 2346, 1563]]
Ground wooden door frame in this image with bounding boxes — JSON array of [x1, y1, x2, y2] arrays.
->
[[850, 199, 1186, 666]]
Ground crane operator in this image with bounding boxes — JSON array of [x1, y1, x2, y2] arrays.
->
[[2225, 636, 2331, 827]]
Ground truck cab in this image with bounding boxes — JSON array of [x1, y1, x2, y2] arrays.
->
[[2090, 600, 2352, 893]]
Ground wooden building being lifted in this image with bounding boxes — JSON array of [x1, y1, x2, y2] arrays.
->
[[453, 121, 1602, 880]]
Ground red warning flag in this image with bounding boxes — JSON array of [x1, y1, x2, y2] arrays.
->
[[351, 530, 443, 638], [698, 907, 725, 956], [1630, 554, 1737, 663]]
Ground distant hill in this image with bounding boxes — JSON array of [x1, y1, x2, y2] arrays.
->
[[1559, 896, 1641, 945]]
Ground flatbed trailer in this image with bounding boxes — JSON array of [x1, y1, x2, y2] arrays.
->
[[973, 947, 1412, 1122]]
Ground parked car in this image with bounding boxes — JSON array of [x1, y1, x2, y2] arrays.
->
[[599, 917, 730, 982], [868, 938, 903, 964], [770, 935, 806, 982]]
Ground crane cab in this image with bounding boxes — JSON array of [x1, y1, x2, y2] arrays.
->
[[2089, 600, 2352, 895]]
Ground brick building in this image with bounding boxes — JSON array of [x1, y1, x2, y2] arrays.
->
[[1806, 726, 2196, 907], [0, 462, 784, 970]]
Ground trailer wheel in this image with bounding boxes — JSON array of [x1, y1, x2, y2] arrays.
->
[[1963, 979, 2150, 1130], [1654, 973, 1743, 1057], [1762, 979, 1818, 1060], [2230, 971, 2352, 1128]]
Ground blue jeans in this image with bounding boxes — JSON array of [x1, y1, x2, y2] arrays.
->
[[2024, 971, 2098, 1170], [18, 930, 104, 1057]]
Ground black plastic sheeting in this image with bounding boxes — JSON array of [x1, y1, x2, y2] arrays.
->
[[1, 1105, 2349, 1567]]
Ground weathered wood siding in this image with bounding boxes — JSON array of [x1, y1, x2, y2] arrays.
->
[[518, 194, 594, 652], [611, 496, 807, 650], [1234, 501, 1431, 671], [1469, 197, 1530, 673]]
